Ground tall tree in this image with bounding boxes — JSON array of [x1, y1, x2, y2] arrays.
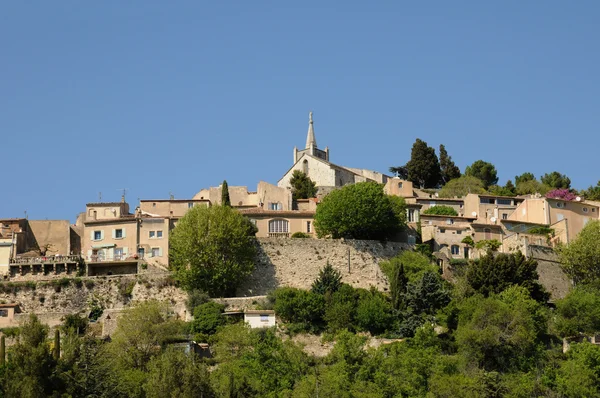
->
[[289, 170, 317, 200], [170, 205, 257, 296], [541, 171, 571, 189], [401, 139, 441, 188], [464, 160, 498, 189], [581, 180, 600, 201], [515, 172, 536, 186], [221, 180, 231, 207], [558, 220, 600, 285], [439, 144, 461, 184]]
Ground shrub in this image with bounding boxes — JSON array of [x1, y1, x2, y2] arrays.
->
[[186, 289, 211, 312], [62, 314, 88, 334], [475, 239, 502, 251], [118, 279, 135, 300], [190, 302, 226, 335], [0, 327, 20, 338], [354, 289, 394, 335], [422, 205, 458, 216], [84, 280, 95, 289], [291, 232, 310, 238], [380, 251, 438, 283], [311, 262, 342, 295], [88, 299, 104, 321], [271, 288, 325, 333], [546, 189, 577, 201], [324, 284, 359, 332]]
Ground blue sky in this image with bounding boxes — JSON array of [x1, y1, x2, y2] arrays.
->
[[1, 1, 599, 221]]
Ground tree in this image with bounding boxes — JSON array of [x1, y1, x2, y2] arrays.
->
[[311, 262, 342, 295], [558, 220, 600, 284], [422, 205, 458, 216], [402, 139, 441, 188], [514, 173, 551, 195], [581, 180, 600, 201], [439, 144, 461, 184], [170, 205, 257, 296], [354, 289, 394, 335], [541, 171, 571, 189], [289, 170, 317, 200], [191, 302, 227, 335], [221, 180, 231, 207], [438, 175, 486, 198], [389, 262, 408, 311], [504, 180, 516, 195], [389, 165, 408, 179], [554, 287, 600, 338], [464, 160, 498, 189], [466, 251, 549, 302], [515, 172, 535, 186], [314, 182, 405, 240], [271, 288, 325, 332]]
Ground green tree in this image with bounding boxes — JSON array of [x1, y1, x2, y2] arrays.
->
[[515, 172, 535, 185], [289, 170, 318, 200], [554, 286, 600, 338], [314, 181, 405, 240], [221, 180, 231, 207], [466, 251, 549, 302], [380, 251, 438, 283], [354, 289, 394, 335], [465, 160, 498, 189], [581, 180, 600, 201], [422, 205, 458, 216], [438, 175, 486, 198], [144, 348, 214, 398], [541, 171, 571, 189], [402, 139, 442, 188], [558, 220, 600, 284], [514, 173, 551, 195], [404, 271, 450, 316], [324, 284, 359, 332], [170, 205, 257, 296], [191, 302, 227, 335], [311, 261, 342, 295], [439, 144, 461, 184], [271, 288, 325, 332], [389, 261, 408, 311], [555, 342, 600, 398]]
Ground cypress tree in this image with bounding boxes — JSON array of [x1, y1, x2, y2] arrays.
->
[[0, 335, 5, 366], [390, 263, 408, 311], [221, 180, 231, 207], [53, 329, 60, 360], [439, 144, 461, 184], [403, 139, 442, 188]]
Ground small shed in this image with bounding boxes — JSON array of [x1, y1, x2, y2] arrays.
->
[[244, 310, 276, 328], [0, 303, 20, 328]]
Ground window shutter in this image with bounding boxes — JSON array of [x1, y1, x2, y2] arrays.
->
[[112, 229, 116, 239], [90, 231, 94, 241], [159, 247, 163, 257], [123, 247, 128, 257], [100, 230, 105, 240], [122, 228, 126, 238]]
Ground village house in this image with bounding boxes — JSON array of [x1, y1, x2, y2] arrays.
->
[[0, 303, 20, 328]]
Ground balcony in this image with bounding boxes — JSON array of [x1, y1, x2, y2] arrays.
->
[[10, 255, 82, 265], [268, 232, 290, 238], [87, 254, 139, 263]]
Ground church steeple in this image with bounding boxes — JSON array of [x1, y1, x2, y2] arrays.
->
[[305, 111, 317, 149]]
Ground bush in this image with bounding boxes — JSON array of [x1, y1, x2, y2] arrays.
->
[[271, 288, 325, 333], [186, 289, 211, 312], [62, 314, 88, 335], [422, 205, 458, 216], [354, 289, 394, 335], [380, 251, 438, 283], [324, 284, 359, 332], [190, 302, 226, 335], [291, 232, 310, 238], [311, 262, 342, 295]]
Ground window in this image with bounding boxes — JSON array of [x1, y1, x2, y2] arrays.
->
[[398, 182, 403, 188], [556, 202, 564, 208], [268, 202, 282, 211], [138, 248, 145, 259], [583, 207, 589, 213], [451, 245, 460, 255], [188, 203, 194, 208], [0, 309, 8, 317], [307, 221, 311, 233], [152, 203, 156, 207], [502, 213, 508, 220], [115, 229, 123, 239], [407, 209, 418, 223], [151, 247, 161, 257], [157, 230, 163, 238], [439, 228, 446, 234], [149, 231, 156, 238], [94, 230, 102, 241], [593, 208, 596, 213], [268, 219, 289, 233], [497, 199, 512, 206], [456, 230, 462, 235], [114, 247, 123, 260], [260, 314, 269, 322]]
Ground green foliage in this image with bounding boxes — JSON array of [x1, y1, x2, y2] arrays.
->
[[191, 302, 226, 335], [221, 180, 231, 207], [466, 251, 549, 302], [487, 182, 516, 197], [118, 279, 135, 300], [438, 175, 486, 198], [0, 327, 20, 338], [474, 239, 502, 251], [0, 335, 5, 367], [554, 286, 600, 338], [555, 342, 600, 397], [403, 138, 442, 188], [62, 313, 88, 335], [527, 226, 554, 236], [515, 176, 551, 195], [541, 171, 571, 189], [461, 235, 475, 247], [291, 231, 310, 238], [88, 298, 103, 321], [311, 262, 342, 295], [465, 160, 499, 189], [324, 284, 360, 332], [389, 261, 408, 311], [404, 271, 451, 316], [380, 250, 439, 283], [558, 220, 600, 284], [289, 170, 317, 200], [271, 288, 325, 333], [185, 289, 210, 312], [314, 181, 406, 240], [439, 144, 461, 184], [53, 329, 60, 360], [422, 205, 458, 216], [354, 289, 394, 335], [170, 204, 257, 296], [581, 180, 600, 201]]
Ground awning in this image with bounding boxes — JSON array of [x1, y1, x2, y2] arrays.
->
[[92, 244, 116, 249]]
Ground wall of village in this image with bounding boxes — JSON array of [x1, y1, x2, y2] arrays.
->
[[27, 220, 72, 255]]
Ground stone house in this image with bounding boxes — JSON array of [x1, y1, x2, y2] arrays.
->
[[0, 303, 19, 328]]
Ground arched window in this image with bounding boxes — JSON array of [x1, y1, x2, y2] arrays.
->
[[268, 219, 289, 233], [302, 159, 309, 175], [451, 245, 460, 255]]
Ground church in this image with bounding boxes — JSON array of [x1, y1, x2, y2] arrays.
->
[[278, 112, 390, 195]]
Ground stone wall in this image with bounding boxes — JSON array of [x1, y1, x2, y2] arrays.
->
[[527, 245, 571, 300], [237, 238, 409, 296]]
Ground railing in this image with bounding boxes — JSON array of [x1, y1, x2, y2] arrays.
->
[[87, 255, 139, 263], [268, 232, 290, 238], [10, 255, 81, 265]]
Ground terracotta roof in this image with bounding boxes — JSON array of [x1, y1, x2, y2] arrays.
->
[[238, 208, 315, 217], [86, 202, 126, 207]]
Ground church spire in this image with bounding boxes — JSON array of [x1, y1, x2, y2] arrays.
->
[[305, 111, 317, 149]]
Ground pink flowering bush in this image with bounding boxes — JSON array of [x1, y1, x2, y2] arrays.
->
[[546, 189, 577, 201]]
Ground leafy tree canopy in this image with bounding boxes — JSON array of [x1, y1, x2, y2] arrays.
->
[[422, 205, 458, 216], [380, 250, 439, 283], [289, 170, 318, 200], [439, 144, 461, 184], [464, 160, 499, 189], [515, 172, 536, 185], [170, 205, 257, 296], [402, 139, 442, 188], [191, 301, 226, 335], [314, 182, 406, 240], [541, 171, 571, 189], [554, 286, 600, 338], [438, 175, 486, 198], [581, 180, 600, 201], [558, 220, 600, 285]]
